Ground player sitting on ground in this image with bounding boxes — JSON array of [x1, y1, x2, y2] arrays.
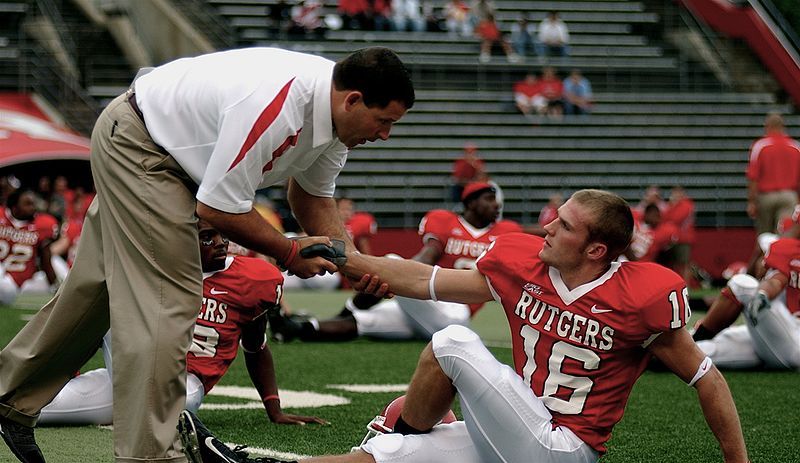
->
[[268, 182, 521, 342], [692, 211, 800, 369], [37, 219, 327, 427], [180, 189, 749, 463], [0, 188, 59, 304]]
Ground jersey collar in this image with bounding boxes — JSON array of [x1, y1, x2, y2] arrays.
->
[[457, 216, 493, 239], [4, 208, 29, 228], [548, 261, 622, 306], [202, 255, 234, 280]]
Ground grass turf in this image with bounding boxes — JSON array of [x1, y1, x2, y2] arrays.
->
[[1, 291, 797, 462]]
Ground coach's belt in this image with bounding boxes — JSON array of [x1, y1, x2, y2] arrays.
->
[[126, 89, 145, 123]]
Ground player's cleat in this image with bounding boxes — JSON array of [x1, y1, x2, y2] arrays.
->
[[178, 410, 293, 463], [354, 395, 457, 451], [0, 414, 45, 463]]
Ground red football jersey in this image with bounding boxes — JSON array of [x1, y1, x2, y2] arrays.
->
[[187, 256, 283, 393], [418, 209, 522, 270], [0, 207, 58, 286], [763, 237, 800, 315], [346, 212, 377, 245], [476, 233, 688, 453]]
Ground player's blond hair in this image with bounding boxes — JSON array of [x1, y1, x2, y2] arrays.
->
[[571, 189, 633, 262]]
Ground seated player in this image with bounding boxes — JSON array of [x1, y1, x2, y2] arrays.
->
[[627, 203, 679, 263], [38, 220, 327, 427], [692, 219, 800, 369], [339, 197, 377, 255], [0, 188, 59, 304], [179, 189, 748, 463], [269, 182, 521, 341]]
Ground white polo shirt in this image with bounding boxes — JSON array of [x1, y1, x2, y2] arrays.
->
[[134, 48, 348, 214]]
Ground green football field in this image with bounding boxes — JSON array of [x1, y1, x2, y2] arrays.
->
[[1, 291, 798, 462]]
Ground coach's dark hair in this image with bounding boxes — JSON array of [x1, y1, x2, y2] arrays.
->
[[571, 189, 633, 262], [6, 188, 33, 209], [333, 47, 415, 109]]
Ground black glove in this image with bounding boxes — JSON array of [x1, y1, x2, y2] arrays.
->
[[745, 290, 770, 326], [299, 239, 347, 266]]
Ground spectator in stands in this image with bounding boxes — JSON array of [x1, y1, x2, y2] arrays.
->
[[392, 0, 424, 31], [339, 0, 369, 29], [444, 0, 472, 36], [662, 186, 695, 284], [266, 0, 291, 38], [510, 13, 537, 57], [746, 112, 800, 235], [513, 73, 545, 117], [288, 0, 326, 39], [562, 69, 593, 115], [34, 176, 51, 212], [421, 0, 444, 32], [47, 175, 73, 222], [469, 0, 495, 27], [538, 66, 564, 119], [451, 142, 486, 202], [368, 0, 392, 31], [476, 13, 520, 63], [537, 11, 570, 58]]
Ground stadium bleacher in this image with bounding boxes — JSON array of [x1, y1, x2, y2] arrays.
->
[[0, 0, 795, 230]]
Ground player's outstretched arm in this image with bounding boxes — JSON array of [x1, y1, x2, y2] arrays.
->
[[342, 253, 493, 304], [242, 317, 328, 426], [649, 329, 749, 462]]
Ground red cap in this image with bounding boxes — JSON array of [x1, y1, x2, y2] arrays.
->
[[461, 182, 495, 202]]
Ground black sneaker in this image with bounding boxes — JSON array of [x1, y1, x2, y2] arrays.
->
[[266, 305, 303, 343], [177, 410, 293, 463], [0, 415, 45, 463]]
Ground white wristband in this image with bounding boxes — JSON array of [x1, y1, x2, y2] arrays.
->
[[688, 356, 713, 387], [429, 265, 441, 302]]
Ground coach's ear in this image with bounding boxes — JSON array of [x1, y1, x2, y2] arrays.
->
[[584, 242, 608, 262]]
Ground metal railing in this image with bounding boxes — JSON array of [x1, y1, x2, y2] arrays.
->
[[168, 0, 234, 50]]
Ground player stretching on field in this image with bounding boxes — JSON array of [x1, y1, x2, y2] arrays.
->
[[38, 220, 326, 428], [269, 182, 521, 342], [182, 189, 748, 463]]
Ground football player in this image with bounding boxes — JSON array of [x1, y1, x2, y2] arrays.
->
[[692, 209, 800, 369], [0, 188, 59, 304], [181, 189, 748, 463], [339, 197, 377, 255], [270, 182, 522, 341], [38, 220, 327, 427]]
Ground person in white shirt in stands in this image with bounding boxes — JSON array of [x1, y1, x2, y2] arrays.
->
[[537, 11, 570, 57]]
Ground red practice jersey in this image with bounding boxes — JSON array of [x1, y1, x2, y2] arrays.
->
[[188, 256, 283, 393], [419, 209, 522, 270], [0, 207, 58, 286], [476, 233, 688, 453], [629, 219, 678, 262], [764, 237, 800, 315], [346, 212, 377, 248]]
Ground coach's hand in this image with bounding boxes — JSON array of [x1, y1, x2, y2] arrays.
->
[[284, 236, 338, 278]]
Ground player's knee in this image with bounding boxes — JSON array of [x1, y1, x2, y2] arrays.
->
[[431, 325, 484, 377], [727, 273, 759, 305], [361, 433, 407, 461]]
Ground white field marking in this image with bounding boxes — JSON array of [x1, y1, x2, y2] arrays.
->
[[326, 384, 408, 393], [225, 444, 311, 460], [98, 425, 113, 431], [201, 402, 265, 410], [207, 387, 349, 407], [20, 314, 34, 321]]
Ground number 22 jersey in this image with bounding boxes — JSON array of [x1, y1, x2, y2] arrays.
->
[[476, 233, 688, 453]]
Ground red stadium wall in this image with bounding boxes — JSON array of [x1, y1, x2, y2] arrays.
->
[[372, 228, 757, 278]]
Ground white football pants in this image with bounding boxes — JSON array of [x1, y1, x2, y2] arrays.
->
[[362, 325, 598, 463], [351, 297, 471, 340], [697, 298, 800, 369], [282, 271, 341, 290], [38, 332, 205, 425]]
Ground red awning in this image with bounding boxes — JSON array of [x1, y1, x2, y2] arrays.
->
[[0, 93, 91, 168]]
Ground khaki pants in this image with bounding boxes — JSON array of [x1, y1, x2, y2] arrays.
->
[[0, 94, 202, 462], [755, 190, 798, 234]]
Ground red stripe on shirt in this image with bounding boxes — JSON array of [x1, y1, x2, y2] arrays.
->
[[227, 78, 296, 173], [263, 128, 302, 173]]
